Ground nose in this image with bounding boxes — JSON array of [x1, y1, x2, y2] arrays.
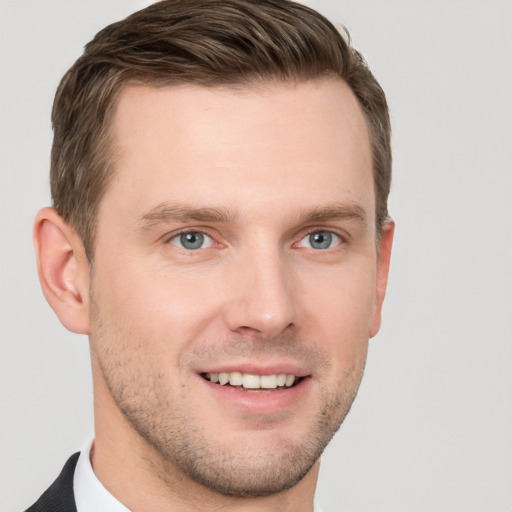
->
[[223, 247, 296, 338]]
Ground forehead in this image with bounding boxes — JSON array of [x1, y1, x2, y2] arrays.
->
[[104, 79, 374, 221]]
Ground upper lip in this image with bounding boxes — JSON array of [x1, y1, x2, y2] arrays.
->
[[197, 362, 311, 377]]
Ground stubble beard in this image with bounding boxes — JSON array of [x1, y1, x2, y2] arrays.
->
[[115, 376, 361, 497], [90, 296, 367, 497]]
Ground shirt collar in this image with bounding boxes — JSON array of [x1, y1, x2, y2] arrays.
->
[[73, 440, 130, 512]]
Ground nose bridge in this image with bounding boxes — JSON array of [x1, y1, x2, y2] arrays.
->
[[224, 241, 296, 337]]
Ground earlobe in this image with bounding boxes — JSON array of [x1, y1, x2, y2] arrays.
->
[[33, 207, 91, 334], [369, 219, 395, 338]]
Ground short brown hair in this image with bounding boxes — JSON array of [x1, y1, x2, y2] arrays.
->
[[51, 0, 391, 260]]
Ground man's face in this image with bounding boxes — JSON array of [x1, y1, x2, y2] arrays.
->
[[88, 79, 390, 495]]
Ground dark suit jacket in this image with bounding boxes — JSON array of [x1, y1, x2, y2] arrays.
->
[[25, 453, 79, 512]]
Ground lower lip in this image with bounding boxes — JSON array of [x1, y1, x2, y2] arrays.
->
[[199, 375, 312, 414]]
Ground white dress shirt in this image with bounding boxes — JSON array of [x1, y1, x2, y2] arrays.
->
[[73, 440, 325, 512], [73, 441, 130, 512]]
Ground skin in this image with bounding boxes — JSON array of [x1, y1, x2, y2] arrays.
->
[[34, 78, 393, 512]]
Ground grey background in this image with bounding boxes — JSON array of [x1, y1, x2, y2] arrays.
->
[[1, 1, 511, 511]]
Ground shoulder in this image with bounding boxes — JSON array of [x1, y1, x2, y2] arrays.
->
[[25, 453, 80, 512]]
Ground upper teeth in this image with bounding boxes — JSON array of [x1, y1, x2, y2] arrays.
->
[[205, 372, 297, 389]]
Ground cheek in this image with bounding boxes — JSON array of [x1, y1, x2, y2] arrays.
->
[[91, 256, 226, 355], [300, 261, 377, 330], [297, 262, 376, 367]]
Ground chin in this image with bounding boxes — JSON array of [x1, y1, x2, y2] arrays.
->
[[165, 436, 324, 497]]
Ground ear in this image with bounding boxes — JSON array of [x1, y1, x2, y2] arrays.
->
[[33, 207, 91, 334], [369, 219, 394, 338]]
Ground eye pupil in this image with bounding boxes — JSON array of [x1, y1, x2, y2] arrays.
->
[[180, 232, 204, 250], [309, 231, 332, 249]]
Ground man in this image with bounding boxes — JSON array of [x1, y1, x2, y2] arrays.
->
[[28, 0, 393, 510]]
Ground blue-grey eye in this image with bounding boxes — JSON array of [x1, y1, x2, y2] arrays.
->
[[170, 232, 213, 250], [299, 230, 341, 250]]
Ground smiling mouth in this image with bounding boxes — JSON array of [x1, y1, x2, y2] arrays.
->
[[201, 372, 303, 391]]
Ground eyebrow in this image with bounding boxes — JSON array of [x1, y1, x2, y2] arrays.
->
[[137, 201, 368, 230], [138, 203, 238, 229], [295, 203, 368, 227]]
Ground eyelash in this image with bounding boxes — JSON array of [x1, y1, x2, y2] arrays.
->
[[165, 230, 216, 250], [295, 229, 343, 250], [164, 228, 345, 252]]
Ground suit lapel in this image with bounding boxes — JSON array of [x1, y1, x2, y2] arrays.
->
[[25, 452, 80, 512]]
